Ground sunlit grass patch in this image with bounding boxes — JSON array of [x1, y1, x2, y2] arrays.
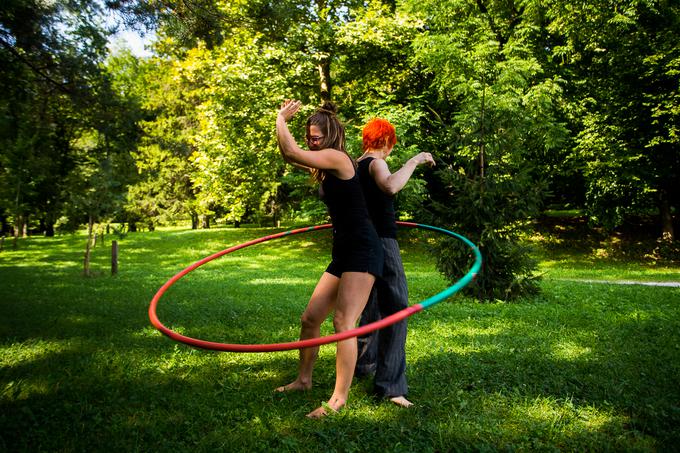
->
[[551, 340, 593, 361], [0, 339, 71, 368]]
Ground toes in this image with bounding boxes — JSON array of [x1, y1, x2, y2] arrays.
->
[[306, 406, 328, 419]]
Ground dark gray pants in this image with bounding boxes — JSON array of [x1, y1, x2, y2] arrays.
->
[[356, 237, 408, 397]]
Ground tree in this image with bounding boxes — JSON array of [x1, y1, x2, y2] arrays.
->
[[117, 51, 203, 229], [0, 0, 112, 242], [547, 0, 680, 241], [404, 0, 568, 299]]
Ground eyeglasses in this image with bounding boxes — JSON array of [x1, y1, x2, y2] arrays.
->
[[306, 135, 324, 144]]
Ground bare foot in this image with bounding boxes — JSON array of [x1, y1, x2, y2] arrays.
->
[[389, 396, 413, 408], [306, 398, 344, 419], [275, 379, 311, 393], [306, 405, 333, 419]]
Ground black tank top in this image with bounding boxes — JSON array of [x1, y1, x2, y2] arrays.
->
[[322, 168, 377, 247], [357, 157, 397, 238], [321, 158, 382, 277]]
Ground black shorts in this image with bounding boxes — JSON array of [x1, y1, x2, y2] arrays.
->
[[325, 238, 384, 278]]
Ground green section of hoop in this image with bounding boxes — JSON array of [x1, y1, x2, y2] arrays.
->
[[408, 223, 482, 309]]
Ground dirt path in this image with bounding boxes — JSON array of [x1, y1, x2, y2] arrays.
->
[[556, 278, 680, 287]]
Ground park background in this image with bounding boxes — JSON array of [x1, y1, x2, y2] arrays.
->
[[1, 0, 679, 451]]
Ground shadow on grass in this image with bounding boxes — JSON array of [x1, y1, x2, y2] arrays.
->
[[531, 215, 680, 265], [2, 226, 678, 451], [405, 285, 680, 451]]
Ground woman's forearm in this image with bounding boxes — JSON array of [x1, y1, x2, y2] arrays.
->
[[383, 158, 418, 195], [276, 116, 304, 163]]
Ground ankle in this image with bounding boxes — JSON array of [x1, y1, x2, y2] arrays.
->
[[327, 396, 347, 411]]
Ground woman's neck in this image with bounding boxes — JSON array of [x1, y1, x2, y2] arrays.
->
[[358, 149, 385, 161]]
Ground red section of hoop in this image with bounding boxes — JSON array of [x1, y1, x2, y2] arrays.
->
[[149, 223, 424, 352]]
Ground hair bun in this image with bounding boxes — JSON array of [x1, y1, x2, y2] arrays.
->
[[318, 101, 338, 115]]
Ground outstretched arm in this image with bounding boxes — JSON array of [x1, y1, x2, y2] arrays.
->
[[370, 152, 435, 196]]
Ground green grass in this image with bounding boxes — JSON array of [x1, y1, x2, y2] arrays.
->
[[1, 224, 679, 452], [529, 217, 680, 282]]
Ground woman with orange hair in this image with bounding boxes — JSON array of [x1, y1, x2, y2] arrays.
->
[[355, 118, 435, 407], [275, 100, 384, 418]]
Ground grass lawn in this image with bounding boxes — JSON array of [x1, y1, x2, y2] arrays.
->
[[1, 222, 679, 452]]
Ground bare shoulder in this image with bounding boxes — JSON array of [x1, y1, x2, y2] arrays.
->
[[369, 158, 391, 176], [320, 148, 355, 178]]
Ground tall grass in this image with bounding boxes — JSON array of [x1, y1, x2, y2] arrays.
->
[[1, 224, 679, 452]]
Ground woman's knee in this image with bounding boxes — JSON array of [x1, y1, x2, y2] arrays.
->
[[332, 311, 357, 332], [300, 310, 323, 330]]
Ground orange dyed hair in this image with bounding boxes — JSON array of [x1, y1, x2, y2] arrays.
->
[[362, 118, 397, 153]]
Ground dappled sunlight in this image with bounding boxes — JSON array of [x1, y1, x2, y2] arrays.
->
[[2, 226, 678, 451], [1, 257, 81, 270], [539, 264, 680, 283], [411, 321, 505, 343], [503, 394, 634, 442], [1, 339, 71, 369], [575, 405, 625, 432], [551, 340, 593, 361], [2, 377, 54, 401], [61, 313, 99, 326], [132, 326, 165, 340]]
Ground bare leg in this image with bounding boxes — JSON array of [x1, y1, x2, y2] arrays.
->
[[307, 271, 375, 418], [276, 272, 338, 392]]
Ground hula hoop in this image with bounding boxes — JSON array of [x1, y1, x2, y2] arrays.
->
[[148, 221, 482, 352]]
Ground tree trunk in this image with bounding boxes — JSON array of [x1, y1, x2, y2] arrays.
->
[[42, 215, 55, 237], [659, 189, 675, 241], [479, 79, 486, 180], [0, 215, 8, 235], [201, 215, 210, 229], [191, 213, 199, 229], [315, 0, 332, 102], [318, 57, 332, 102], [13, 180, 21, 248], [13, 214, 21, 249]]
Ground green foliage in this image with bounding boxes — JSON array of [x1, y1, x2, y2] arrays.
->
[[123, 54, 202, 227], [189, 36, 289, 225], [3, 0, 679, 298], [405, 0, 567, 299], [547, 0, 680, 233], [0, 0, 139, 236], [430, 170, 543, 300]]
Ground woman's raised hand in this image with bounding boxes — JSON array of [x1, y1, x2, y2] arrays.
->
[[278, 99, 302, 122], [412, 152, 436, 167]]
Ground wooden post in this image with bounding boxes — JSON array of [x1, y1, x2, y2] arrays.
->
[[111, 240, 118, 276]]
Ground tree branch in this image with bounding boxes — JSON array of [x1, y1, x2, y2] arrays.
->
[[0, 35, 71, 94]]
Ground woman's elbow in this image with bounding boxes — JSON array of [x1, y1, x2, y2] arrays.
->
[[279, 146, 295, 159], [382, 185, 399, 196]]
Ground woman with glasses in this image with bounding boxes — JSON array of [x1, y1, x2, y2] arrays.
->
[[275, 99, 383, 418], [355, 118, 435, 409]]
